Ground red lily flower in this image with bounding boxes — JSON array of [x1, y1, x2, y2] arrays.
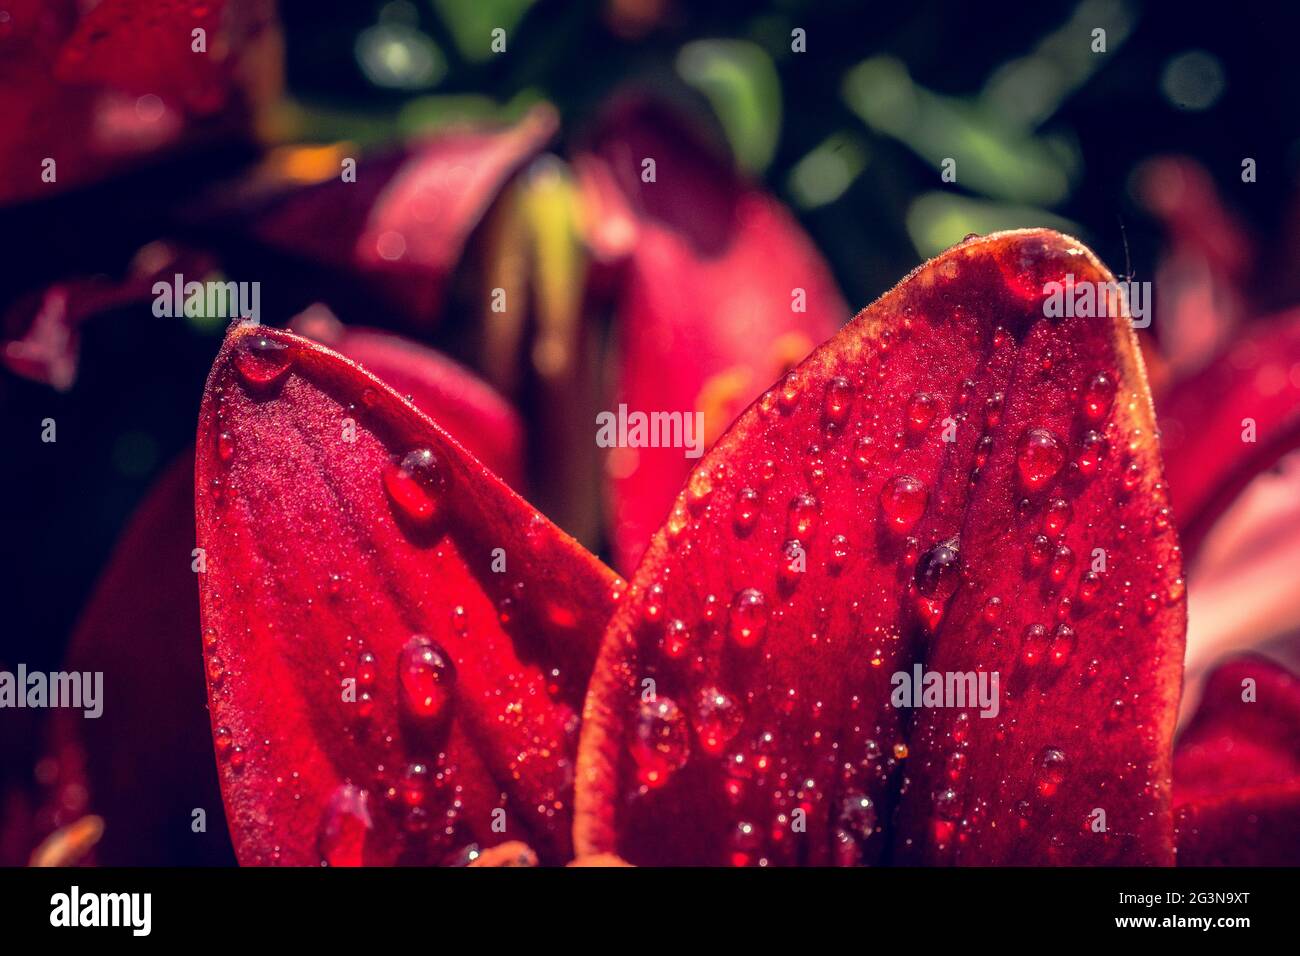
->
[[3, 4, 1297, 869]]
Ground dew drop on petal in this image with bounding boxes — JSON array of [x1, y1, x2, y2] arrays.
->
[[880, 475, 928, 534], [693, 686, 744, 756], [318, 784, 372, 867], [398, 635, 455, 722], [1016, 428, 1065, 492], [729, 588, 768, 648], [383, 448, 448, 527], [233, 335, 293, 388], [631, 696, 690, 788]]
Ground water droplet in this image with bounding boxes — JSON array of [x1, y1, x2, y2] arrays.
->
[[207, 655, 225, 687], [1077, 430, 1107, 476], [1082, 371, 1115, 422], [825, 376, 854, 427], [398, 635, 455, 722], [642, 583, 666, 624], [356, 651, 377, 688], [729, 588, 768, 648], [383, 448, 447, 527], [1049, 545, 1074, 584], [1029, 534, 1052, 568], [915, 537, 960, 595], [1021, 623, 1048, 666], [778, 371, 802, 413], [1049, 624, 1076, 666], [318, 785, 372, 866], [1016, 428, 1065, 491], [631, 696, 690, 788], [233, 335, 292, 388], [778, 539, 805, 591], [1044, 498, 1072, 537], [216, 430, 235, 463], [974, 434, 993, 468], [662, 619, 689, 660], [907, 393, 936, 433], [982, 596, 1004, 624], [984, 391, 1004, 427], [787, 492, 819, 538], [732, 488, 759, 536], [665, 501, 690, 545], [880, 475, 928, 534], [914, 537, 961, 632], [693, 687, 744, 756], [1078, 571, 1102, 604], [852, 436, 878, 476], [1035, 747, 1068, 797], [829, 534, 850, 573]]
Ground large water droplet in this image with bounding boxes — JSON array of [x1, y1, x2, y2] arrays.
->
[[693, 686, 744, 756], [825, 376, 853, 427], [383, 448, 448, 527], [729, 588, 768, 648], [1082, 371, 1115, 422], [1016, 428, 1065, 491], [880, 475, 928, 534], [787, 492, 819, 538], [398, 635, 455, 722], [233, 335, 292, 389], [732, 487, 760, 536], [907, 393, 936, 433], [631, 696, 690, 788], [318, 784, 372, 867]]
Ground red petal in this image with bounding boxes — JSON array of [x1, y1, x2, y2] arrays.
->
[[0, 0, 278, 205], [576, 99, 847, 573], [2, 243, 217, 390], [234, 107, 557, 327], [1159, 307, 1300, 558], [1174, 656, 1300, 865], [197, 324, 618, 864], [575, 230, 1185, 865], [48, 326, 532, 863], [288, 309, 525, 489]]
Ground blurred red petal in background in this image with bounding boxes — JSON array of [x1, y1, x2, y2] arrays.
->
[[1174, 656, 1300, 865], [0, 0, 281, 206], [575, 98, 848, 573]]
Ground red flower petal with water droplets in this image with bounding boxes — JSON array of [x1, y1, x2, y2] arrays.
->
[[1159, 307, 1300, 559], [575, 98, 847, 573], [230, 107, 557, 327], [575, 230, 1186, 865], [1174, 656, 1300, 865], [197, 324, 619, 865], [46, 325, 532, 864]]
